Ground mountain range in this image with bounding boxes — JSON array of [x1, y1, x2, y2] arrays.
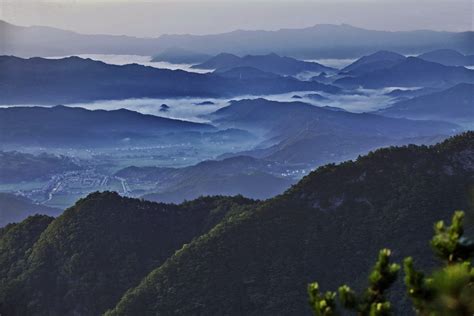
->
[[210, 98, 458, 138], [208, 98, 458, 165], [335, 56, 474, 89], [0, 105, 212, 147], [378, 83, 474, 125], [0, 132, 472, 315], [193, 53, 334, 75], [1, 20, 473, 59], [2, 96, 459, 153], [418, 49, 474, 66], [0, 56, 338, 104]]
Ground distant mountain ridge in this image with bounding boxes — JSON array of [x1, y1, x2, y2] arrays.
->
[[418, 49, 474, 66], [0, 55, 339, 104], [1, 20, 473, 59], [377, 83, 474, 125], [335, 57, 474, 89], [0, 20, 161, 57], [0, 105, 212, 147], [193, 53, 334, 75], [210, 98, 458, 139], [209, 98, 459, 165]]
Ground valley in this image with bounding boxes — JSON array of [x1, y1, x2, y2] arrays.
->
[[1, 45, 472, 213]]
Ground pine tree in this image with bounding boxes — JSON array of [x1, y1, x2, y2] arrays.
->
[[404, 211, 474, 315], [308, 211, 474, 316], [308, 248, 400, 316], [307, 282, 337, 316]]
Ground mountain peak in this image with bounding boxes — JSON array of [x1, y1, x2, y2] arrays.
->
[[341, 50, 406, 74]]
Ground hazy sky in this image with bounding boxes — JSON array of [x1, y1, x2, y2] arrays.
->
[[1, 0, 472, 37]]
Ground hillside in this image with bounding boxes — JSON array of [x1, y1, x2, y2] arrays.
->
[[0, 215, 55, 297], [0, 193, 61, 227], [0, 133, 472, 315], [378, 83, 474, 125], [0, 56, 339, 104], [107, 132, 474, 315], [335, 57, 474, 89], [0, 193, 255, 315]]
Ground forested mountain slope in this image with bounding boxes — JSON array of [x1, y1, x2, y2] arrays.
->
[[0, 194, 255, 315], [108, 132, 474, 315]]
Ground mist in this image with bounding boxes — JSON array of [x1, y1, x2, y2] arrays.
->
[[46, 54, 210, 73], [0, 87, 400, 124]]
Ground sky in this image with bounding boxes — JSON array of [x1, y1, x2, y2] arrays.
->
[[0, 0, 472, 37]]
